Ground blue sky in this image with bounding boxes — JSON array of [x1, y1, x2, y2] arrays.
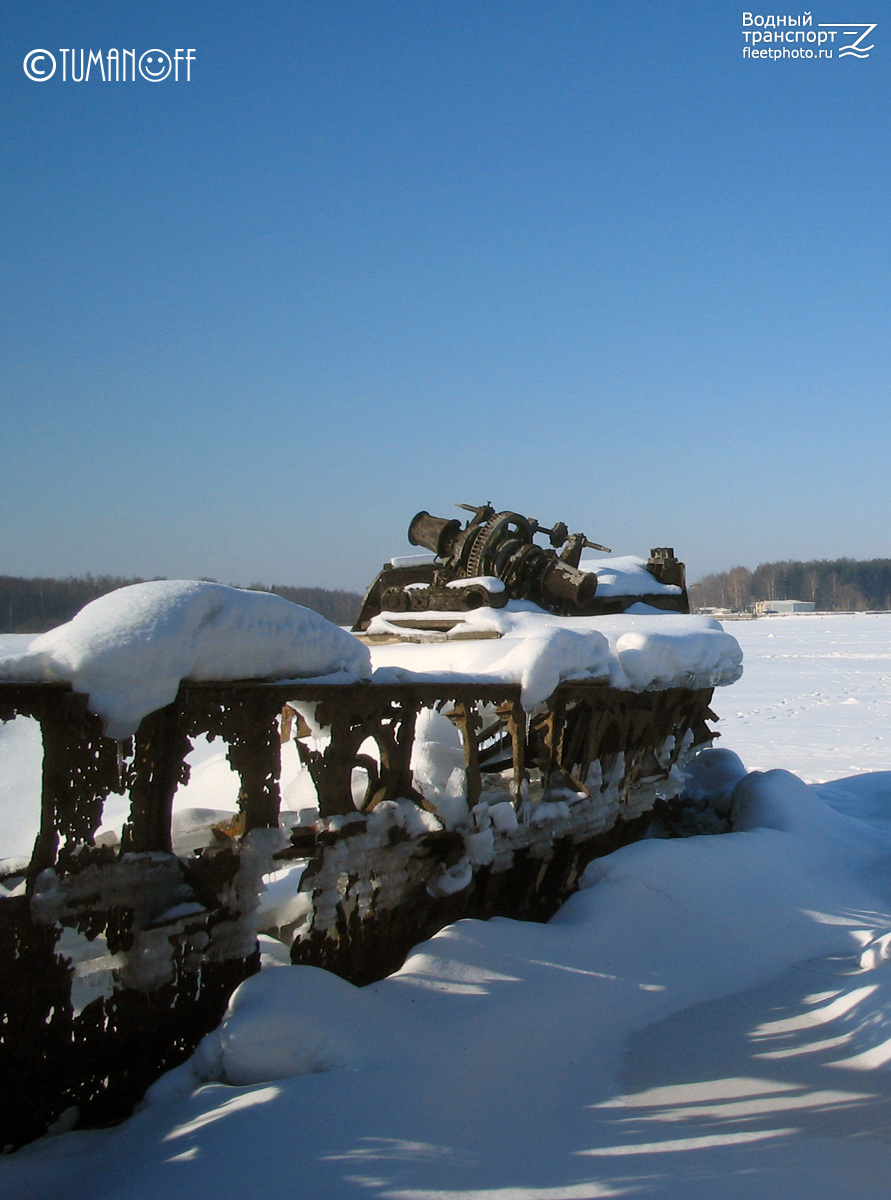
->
[[2, 1, 889, 590]]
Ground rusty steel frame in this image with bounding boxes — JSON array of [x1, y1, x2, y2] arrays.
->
[[0, 677, 717, 1149]]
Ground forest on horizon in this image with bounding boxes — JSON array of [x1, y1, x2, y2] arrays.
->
[[0, 575, 364, 634], [4, 555, 891, 634], [689, 558, 891, 613]]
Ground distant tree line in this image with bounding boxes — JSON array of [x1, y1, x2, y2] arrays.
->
[[0, 575, 363, 633], [269, 585, 362, 627], [690, 558, 891, 613]]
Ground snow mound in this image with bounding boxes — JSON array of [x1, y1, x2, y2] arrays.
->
[[369, 605, 742, 708], [370, 621, 612, 710], [579, 553, 683, 596], [0, 581, 371, 739], [682, 746, 748, 816], [193, 964, 381, 1085], [483, 625, 611, 706], [610, 622, 742, 691]]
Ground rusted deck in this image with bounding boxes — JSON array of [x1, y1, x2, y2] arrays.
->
[[0, 677, 716, 1149]]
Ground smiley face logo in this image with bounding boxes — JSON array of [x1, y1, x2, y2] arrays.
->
[[138, 50, 172, 81]]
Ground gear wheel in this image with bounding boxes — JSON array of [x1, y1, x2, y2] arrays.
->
[[464, 513, 528, 578]]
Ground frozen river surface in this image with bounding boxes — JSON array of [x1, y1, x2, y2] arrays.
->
[[714, 612, 891, 780]]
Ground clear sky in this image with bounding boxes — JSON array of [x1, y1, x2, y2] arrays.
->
[[2, 1, 889, 591]]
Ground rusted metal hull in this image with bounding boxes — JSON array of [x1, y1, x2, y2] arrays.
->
[[0, 677, 716, 1148]]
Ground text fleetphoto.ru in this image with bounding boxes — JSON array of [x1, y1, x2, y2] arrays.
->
[[740, 11, 876, 61], [23, 48, 195, 82]]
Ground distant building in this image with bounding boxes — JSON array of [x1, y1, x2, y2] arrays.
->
[[754, 599, 815, 615]]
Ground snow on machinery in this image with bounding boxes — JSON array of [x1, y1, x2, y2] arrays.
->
[[354, 501, 689, 630]]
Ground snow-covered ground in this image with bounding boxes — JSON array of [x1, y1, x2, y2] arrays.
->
[[713, 612, 891, 782], [5, 611, 891, 1198]]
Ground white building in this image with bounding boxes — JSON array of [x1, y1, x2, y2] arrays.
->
[[754, 599, 815, 615]]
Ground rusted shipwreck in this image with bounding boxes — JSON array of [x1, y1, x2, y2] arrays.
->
[[0, 504, 741, 1148]]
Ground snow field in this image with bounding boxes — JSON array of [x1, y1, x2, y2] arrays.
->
[[714, 612, 891, 781]]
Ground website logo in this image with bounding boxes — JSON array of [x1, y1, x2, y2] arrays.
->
[[818, 22, 877, 57], [741, 13, 877, 61]]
